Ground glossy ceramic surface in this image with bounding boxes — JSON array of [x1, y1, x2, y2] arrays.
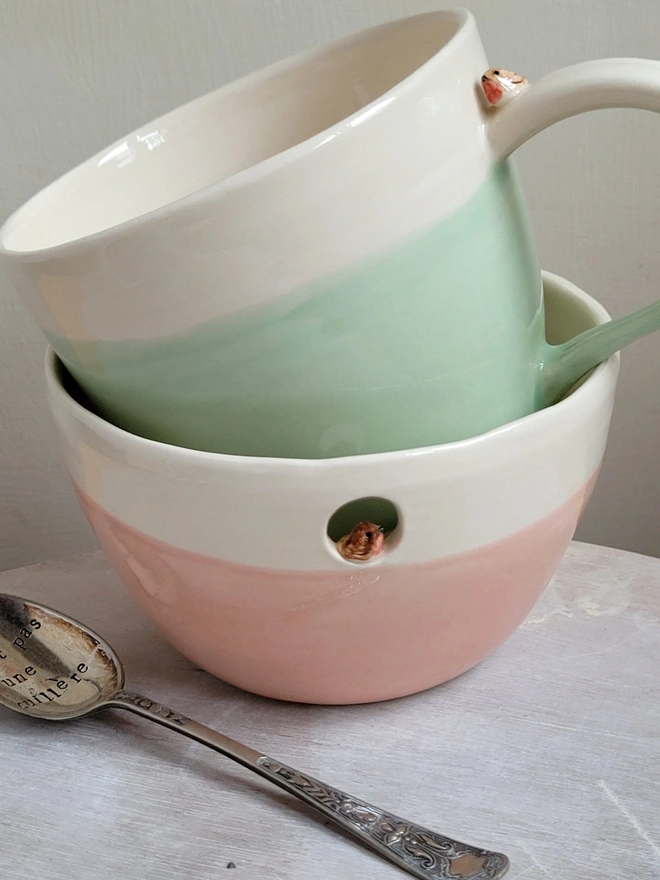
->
[[45, 273, 619, 703], [55, 161, 543, 458], [4, 11, 660, 457]]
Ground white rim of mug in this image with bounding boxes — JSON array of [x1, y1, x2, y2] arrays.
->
[[0, 8, 473, 258]]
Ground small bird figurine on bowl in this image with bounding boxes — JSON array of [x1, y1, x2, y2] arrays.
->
[[481, 68, 529, 106], [336, 522, 386, 562]]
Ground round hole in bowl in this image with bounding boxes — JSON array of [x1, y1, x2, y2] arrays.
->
[[327, 496, 399, 560]]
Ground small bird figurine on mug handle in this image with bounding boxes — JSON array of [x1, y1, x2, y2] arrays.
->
[[481, 68, 530, 106]]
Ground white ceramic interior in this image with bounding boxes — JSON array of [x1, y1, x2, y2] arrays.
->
[[0, 13, 463, 252]]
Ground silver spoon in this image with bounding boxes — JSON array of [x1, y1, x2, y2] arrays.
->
[[0, 593, 509, 880]]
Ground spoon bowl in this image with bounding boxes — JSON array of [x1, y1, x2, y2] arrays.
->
[[0, 592, 509, 880], [0, 594, 123, 720]]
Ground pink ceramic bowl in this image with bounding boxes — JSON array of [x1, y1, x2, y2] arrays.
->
[[45, 271, 618, 705]]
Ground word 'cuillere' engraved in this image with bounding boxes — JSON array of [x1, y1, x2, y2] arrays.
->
[[114, 691, 190, 725], [258, 758, 507, 880]]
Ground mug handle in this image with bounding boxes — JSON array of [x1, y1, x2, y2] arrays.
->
[[486, 58, 660, 405]]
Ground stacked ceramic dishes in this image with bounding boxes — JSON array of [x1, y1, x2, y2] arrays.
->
[[3, 8, 660, 702]]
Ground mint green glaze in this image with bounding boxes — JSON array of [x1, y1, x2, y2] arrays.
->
[[541, 298, 660, 406], [54, 157, 657, 460], [56, 160, 545, 457]]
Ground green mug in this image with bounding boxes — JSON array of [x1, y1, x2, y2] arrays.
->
[[1, 9, 660, 457]]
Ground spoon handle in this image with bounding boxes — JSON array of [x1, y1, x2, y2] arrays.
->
[[109, 691, 509, 880]]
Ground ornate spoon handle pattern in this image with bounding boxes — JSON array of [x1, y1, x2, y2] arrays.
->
[[113, 693, 509, 880], [258, 757, 509, 880]]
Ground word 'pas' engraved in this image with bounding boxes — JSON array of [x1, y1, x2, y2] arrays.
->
[[116, 692, 189, 725], [0, 617, 41, 659]]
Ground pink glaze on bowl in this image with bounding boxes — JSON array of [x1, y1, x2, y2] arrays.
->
[[45, 272, 619, 704], [77, 473, 597, 704]]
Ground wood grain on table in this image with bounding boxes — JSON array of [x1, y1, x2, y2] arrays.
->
[[0, 542, 658, 880]]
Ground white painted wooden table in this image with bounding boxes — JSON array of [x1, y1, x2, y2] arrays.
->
[[0, 542, 658, 880]]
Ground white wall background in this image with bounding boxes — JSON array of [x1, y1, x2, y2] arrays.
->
[[1, 0, 660, 571]]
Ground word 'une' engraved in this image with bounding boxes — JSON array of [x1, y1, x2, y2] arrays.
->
[[2, 663, 90, 711], [118, 693, 189, 725]]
